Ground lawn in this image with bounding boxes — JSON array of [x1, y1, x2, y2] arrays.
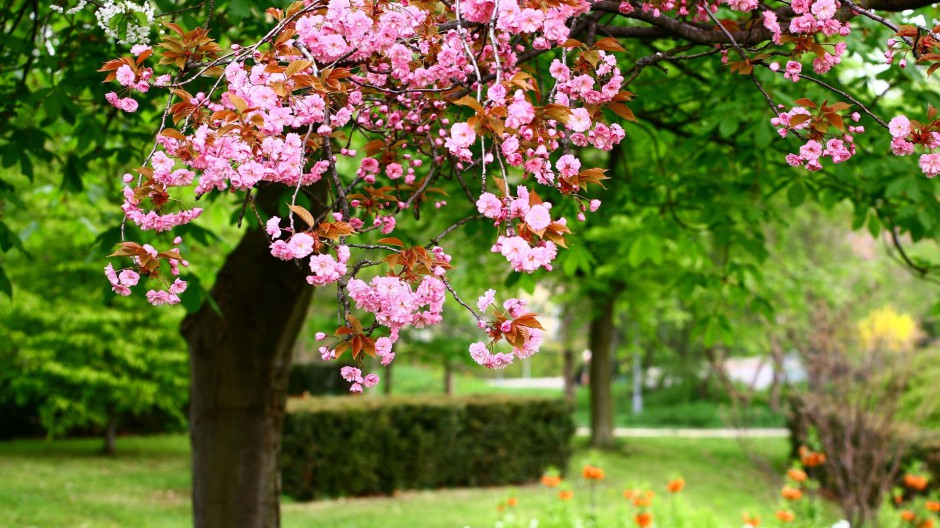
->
[[0, 434, 801, 528], [387, 363, 787, 429]]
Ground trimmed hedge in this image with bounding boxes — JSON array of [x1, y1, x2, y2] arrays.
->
[[281, 395, 575, 499]]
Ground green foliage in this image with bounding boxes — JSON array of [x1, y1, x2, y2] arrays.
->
[[281, 395, 575, 500], [287, 362, 356, 397], [0, 288, 188, 439]]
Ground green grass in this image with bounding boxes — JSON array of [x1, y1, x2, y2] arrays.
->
[[387, 363, 787, 429], [0, 434, 803, 528]]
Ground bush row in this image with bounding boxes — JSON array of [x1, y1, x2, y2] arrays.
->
[[281, 395, 575, 500]]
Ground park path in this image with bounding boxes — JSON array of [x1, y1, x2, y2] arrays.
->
[[574, 427, 789, 438]]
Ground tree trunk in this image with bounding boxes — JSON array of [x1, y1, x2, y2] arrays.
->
[[102, 408, 117, 456], [444, 359, 454, 395], [560, 303, 576, 405], [181, 186, 323, 528], [384, 361, 393, 395], [589, 296, 617, 449]]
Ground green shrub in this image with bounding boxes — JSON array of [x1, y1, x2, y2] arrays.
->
[[281, 395, 575, 500]]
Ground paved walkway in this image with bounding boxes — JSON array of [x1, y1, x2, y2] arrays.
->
[[575, 427, 789, 438]]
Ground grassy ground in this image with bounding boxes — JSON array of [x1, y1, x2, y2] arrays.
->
[[0, 434, 801, 528], [388, 363, 786, 429]]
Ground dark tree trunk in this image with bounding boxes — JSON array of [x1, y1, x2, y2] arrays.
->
[[102, 409, 117, 456], [589, 296, 617, 449], [181, 186, 323, 528]]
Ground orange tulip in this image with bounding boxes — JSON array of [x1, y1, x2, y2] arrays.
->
[[919, 519, 934, 528], [742, 513, 761, 527], [667, 478, 686, 493], [541, 475, 562, 488], [926, 501, 940, 512], [623, 489, 638, 500], [904, 474, 929, 491], [507, 497, 517, 507], [900, 510, 916, 522], [776, 510, 795, 523], [558, 490, 573, 501], [635, 512, 653, 528], [787, 469, 808, 482], [781, 487, 803, 501], [582, 465, 605, 480]]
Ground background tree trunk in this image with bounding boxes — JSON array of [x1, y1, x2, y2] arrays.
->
[[444, 359, 454, 395], [181, 185, 324, 528], [560, 303, 576, 405], [589, 296, 617, 449], [102, 408, 117, 456]]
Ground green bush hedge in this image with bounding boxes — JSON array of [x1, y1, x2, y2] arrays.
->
[[281, 395, 575, 499]]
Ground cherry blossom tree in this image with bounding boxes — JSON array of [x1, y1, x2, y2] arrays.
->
[[10, 0, 938, 525]]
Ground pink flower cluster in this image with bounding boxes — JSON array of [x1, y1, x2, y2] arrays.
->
[[104, 264, 139, 296], [772, 104, 863, 170], [888, 115, 940, 178], [477, 186, 563, 272], [787, 0, 850, 37], [340, 366, 379, 393], [468, 294, 544, 369]]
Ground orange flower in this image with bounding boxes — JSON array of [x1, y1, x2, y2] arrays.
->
[[667, 478, 686, 493], [926, 501, 940, 512], [799, 446, 827, 468], [895, 494, 905, 505], [635, 512, 653, 528], [776, 510, 795, 523], [742, 512, 761, 527], [781, 487, 803, 501], [787, 469, 808, 482], [558, 490, 573, 501], [919, 519, 934, 528], [582, 465, 605, 480], [507, 497, 517, 507], [623, 489, 639, 500], [900, 510, 916, 522], [904, 474, 929, 491], [633, 491, 655, 508], [541, 475, 562, 488]]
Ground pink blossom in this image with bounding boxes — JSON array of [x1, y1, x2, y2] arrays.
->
[[525, 203, 552, 231], [784, 61, 802, 82], [287, 233, 315, 258], [386, 163, 404, 179], [118, 269, 140, 287], [888, 115, 911, 138], [476, 192, 503, 219], [116, 65, 136, 87], [266, 217, 282, 239], [920, 153, 940, 178], [319, 346, 335, 360], [477, 289, 496, 311]]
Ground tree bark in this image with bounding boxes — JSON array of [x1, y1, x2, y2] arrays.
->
[[181, 186, 322, 528], [589, 295, 617, 449]]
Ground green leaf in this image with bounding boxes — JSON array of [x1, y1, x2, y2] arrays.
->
[[787, 182, 806, 207], [0, 265, 11, 299]]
